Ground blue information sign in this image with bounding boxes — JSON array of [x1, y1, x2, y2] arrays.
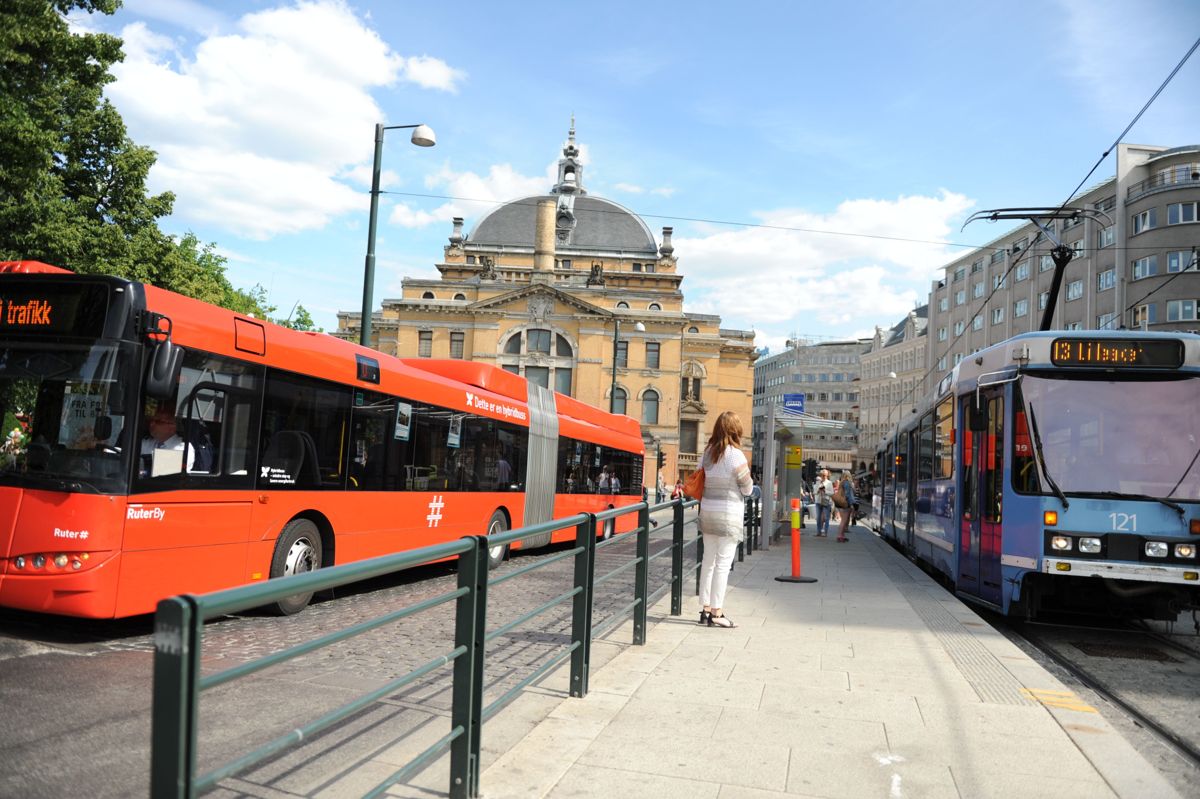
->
[[783, 393, 805, 413]]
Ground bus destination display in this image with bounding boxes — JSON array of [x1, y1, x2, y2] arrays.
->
[[0, 283, 109, 336], [1050, 337, 1184, 368]]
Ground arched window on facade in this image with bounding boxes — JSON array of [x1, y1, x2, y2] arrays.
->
[[641, 389, 659, 425], [499, 328, 576, 395], [616, 301, 629, 309], [421, 291, 435, 300], [687, 326, 699, 333], [612, 387, 627, 415], [453, 293, 467, 301], [648, 303, 661, 311]]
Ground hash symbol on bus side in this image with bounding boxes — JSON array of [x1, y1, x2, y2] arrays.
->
[[427, 495, 445, 527]]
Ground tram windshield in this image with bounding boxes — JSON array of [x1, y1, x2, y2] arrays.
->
[[1013, 374, 1200, 500], [0, 341, 136, 494]]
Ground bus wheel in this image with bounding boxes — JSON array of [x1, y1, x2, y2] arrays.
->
[[269, 518, 323, 615], [486, 510, 508, 569]]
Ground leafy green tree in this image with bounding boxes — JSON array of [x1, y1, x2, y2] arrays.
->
[[0, 0, 268, 315]]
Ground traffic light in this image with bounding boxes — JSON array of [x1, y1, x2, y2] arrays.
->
[[656, 450, 665, 470], [802, 458, 818, 483]]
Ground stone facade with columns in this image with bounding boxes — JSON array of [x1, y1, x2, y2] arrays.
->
[[336, 124, 757, 490]]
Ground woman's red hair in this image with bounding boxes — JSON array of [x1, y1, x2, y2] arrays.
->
[[704, 411, 743, 465]]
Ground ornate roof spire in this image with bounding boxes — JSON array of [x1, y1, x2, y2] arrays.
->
[[552, 118, 585, 197]]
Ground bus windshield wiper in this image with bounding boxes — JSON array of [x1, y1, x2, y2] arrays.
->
[[1025, 403, 1068, 509], [1089, 490, 1185, 518]]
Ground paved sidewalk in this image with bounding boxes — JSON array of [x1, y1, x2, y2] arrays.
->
[[475, 525, 1180, 799]]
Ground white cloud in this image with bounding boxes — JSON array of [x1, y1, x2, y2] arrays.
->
[[388, 161, 556, 229], [401, 55, 466, 93], [651, 186, 676, 197], [615, 182, 645, 194], [107, 1, 464, 239], [678, 191, 973, 340]]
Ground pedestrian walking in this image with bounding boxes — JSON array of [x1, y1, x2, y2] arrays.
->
[[656, 473, 666, 503], [671, 479, 684, 500], [835, 470, 857, 542], [815, 468, 833, 536], [697, 411, 753, 628]]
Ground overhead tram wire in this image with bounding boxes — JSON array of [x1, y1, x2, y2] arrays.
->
[[884, 33, 1200, 431], [382, 192, 1177, 256]]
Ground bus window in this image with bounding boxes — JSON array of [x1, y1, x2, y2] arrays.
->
[[349, 391, 393, 491], [260, 372, 349, 490]]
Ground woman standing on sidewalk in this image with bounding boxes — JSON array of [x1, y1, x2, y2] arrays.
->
[[835, 470, 857, 542], [698, 411, 754, 628]]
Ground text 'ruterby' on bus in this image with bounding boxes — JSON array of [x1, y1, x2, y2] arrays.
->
[[0, 262, 644, 618]]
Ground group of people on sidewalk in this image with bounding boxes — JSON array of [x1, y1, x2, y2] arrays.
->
[[811, 468, 856, 542]]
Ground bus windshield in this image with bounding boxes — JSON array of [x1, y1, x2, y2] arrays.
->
[[0, 341, 136, 493], [1014, 374, 1200, 501]]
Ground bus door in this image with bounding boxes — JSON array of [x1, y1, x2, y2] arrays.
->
[[959, 390, 1003, 606]]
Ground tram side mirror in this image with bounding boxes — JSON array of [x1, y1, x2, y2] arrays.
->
[[145, 340, 184, 400], [968, 399, 988, 431]]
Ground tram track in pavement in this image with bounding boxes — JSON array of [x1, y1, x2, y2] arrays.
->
[[1001, 613, 1200, 787]]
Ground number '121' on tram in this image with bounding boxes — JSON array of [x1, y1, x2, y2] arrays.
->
[[0, 262, 644, 618], [874, 330, 1200, 619]]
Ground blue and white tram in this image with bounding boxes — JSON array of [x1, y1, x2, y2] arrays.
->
[[874, 331, 1200, 619]]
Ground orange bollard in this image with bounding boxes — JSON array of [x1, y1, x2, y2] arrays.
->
[[776, 497, 818, 583]]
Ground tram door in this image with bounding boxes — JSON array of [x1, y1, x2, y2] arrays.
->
[[959, 390, 1003, 606]]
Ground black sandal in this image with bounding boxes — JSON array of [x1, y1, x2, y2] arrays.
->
[[699, 610, 711, 625], [707, 614, 736, 628]]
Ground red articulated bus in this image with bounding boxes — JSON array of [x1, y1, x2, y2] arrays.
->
[[0, 262, 644, 618]]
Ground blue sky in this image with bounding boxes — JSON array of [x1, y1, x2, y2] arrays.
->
[[78, 0, 1200, 353]]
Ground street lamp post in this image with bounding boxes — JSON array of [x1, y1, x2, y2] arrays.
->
[[609, 318, 646, 414], [360, 122, 436, 347]]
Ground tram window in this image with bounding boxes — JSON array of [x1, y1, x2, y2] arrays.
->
[[1011, 391, 1040, 494], [934, 397, 953, 479], [918, 414, 934, 481], [984, 396, 1004, 523]]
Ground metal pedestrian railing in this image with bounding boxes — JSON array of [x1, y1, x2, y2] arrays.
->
[[150, 498, 701, 799]]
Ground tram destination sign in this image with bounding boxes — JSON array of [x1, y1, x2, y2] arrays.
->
[[1050, 337, 1184, 368], [0, 282, 109, 336]]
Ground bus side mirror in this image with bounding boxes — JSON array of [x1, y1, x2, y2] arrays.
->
[[968, 399, 988, 431], [145, 340, 184, 400]]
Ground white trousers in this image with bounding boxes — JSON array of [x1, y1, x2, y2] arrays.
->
[[699, 533, 740, 610]]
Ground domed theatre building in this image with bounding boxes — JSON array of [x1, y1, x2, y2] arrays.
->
[[336, 125, 757, 490]]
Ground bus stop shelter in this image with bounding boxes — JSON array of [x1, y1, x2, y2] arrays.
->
[[759, 403, 848, 548]]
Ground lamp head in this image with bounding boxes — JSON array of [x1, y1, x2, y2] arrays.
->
[[888, 371, 897, 379], [410, 124, 436, 147], [634, 321, 646, 332]]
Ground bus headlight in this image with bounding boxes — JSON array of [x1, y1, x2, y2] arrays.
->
[[1145, 541, 1169, 558], [1175, 544, 1196, 559], [1078, 537, 1102, 554], [32, 554, 45, 569], [1051, 536, 1073, 551], [13, 556, 25, 569]]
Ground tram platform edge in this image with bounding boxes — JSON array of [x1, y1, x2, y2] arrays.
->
[[471, 525, 1181, 799]]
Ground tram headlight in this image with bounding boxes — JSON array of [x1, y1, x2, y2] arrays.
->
[[1051, 536, 1073, 551], [1078, 537, 1102, 554], [1175, 544, 1196, 559], [1145, 541, 1169, 558]]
